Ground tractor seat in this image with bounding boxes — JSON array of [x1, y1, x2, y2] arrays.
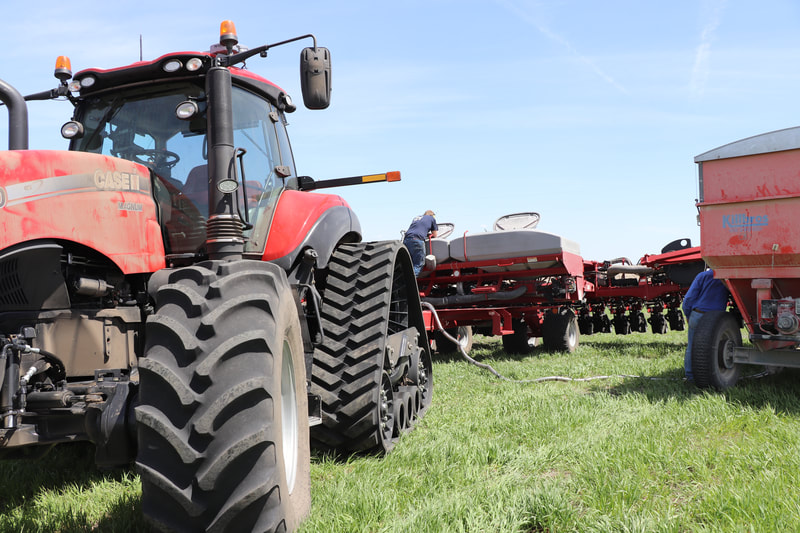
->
[[183, 164, 209, 216]]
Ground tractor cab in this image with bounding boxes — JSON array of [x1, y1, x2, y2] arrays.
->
[[67, 77, 293, 258], [55, 21, 331, 262], [64, 71, 301, 264]]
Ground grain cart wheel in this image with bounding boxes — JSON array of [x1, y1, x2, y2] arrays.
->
[[136, 260, 310, 533], [434, 325, 474, 355], [310, 241, 433, 454], [691, 310, 742, 390], [542, 309, 579, 353], [502, 318, 532, 354]]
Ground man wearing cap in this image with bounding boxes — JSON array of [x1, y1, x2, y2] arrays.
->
[[403, 210, 438, 276]]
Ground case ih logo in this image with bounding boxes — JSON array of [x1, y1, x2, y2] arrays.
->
[[723, 213, 768, 233], [94, 170, 142, 191]]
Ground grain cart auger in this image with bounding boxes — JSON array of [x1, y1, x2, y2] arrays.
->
[[0, 21, 432, 532]]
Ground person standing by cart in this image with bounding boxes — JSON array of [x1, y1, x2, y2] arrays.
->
[[403, 210, 438, 276], [682, 268, 730, 382]]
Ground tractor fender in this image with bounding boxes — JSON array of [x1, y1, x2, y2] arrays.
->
[[261, 189, 362, 270]]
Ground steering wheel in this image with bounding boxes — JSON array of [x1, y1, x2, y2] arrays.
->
[[128, 148, 181, 170]]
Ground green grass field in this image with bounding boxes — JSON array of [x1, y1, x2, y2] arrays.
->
[[3, 329, 800, 532]]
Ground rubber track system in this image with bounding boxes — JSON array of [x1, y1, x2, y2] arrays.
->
[[136, 260, 310, 533], [310, 241, 432, 454]]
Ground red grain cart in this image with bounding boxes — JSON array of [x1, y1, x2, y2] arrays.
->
[[693, 126, 800, 389]]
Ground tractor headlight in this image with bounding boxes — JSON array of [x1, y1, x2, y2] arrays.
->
[[163, 59, 183, 73], [175, 101, 199, 120], [61, 121, 84, 139]]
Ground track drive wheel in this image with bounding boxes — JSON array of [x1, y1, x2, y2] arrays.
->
[[692, 310, 742, 390], [502, 318, 532, 354], [310, 241, 433, 454], [435, 325, 474, 355], [136, 260, 310, 533], [542, 309, 579, 353]]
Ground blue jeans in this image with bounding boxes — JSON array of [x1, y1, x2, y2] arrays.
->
[[403, 237, 425, 276], [684, 311, 704, 381]]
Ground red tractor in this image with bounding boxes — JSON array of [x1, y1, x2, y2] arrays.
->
[[0, 21, 432, 532]]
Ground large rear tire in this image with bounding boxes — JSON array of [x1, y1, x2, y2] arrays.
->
[[136, 260, 310, 532], [310, 241, 432, 454], [692, 310, 742, 390]]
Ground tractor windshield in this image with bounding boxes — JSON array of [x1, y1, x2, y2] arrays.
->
[[71, 82, 295, 256]]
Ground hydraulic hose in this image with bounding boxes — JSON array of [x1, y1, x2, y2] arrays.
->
[[421, 285, 527, 307], [0, 344, 7, 395], [36, 348, 67, 383], [1, 344, 19, 428]]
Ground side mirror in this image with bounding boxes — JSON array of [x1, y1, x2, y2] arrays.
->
[[300, 47, 331, 110]]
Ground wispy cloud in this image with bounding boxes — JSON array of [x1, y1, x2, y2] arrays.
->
[[690, 0, 728, 97], [493, 0, 629, 95]]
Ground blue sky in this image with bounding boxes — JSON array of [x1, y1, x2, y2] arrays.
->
[[2, 1, 799, 262]]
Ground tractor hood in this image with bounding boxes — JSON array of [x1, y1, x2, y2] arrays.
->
[[0, 150, 165, 274]]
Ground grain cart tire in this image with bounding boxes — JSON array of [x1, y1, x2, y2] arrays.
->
[[542, 310, 579, 353], [136, 260, 310, 533], [502, 319, 532, 354], [435, 326, 474, 355], [310, 241, 432, 454], [692, 310, 742, 390]]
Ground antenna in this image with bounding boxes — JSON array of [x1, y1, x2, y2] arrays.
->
[[139, 35, 143, 61]]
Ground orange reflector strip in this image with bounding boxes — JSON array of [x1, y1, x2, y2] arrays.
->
[[386, 171, 401, 182], [362, 174, 386, 183]]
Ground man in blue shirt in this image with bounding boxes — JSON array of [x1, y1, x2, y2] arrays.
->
[[403, 210, 438, 276], [682, 268, 730, 382]]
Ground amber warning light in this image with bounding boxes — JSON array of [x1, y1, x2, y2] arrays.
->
[[219, 20, 239, 51], [54, 56, 72, 82]]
